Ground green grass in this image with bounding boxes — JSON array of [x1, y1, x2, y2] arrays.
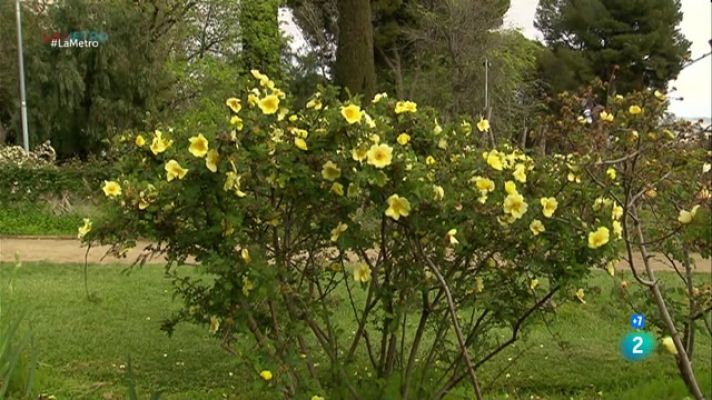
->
[[0, 202, 100, 236], [0, 263, 710, 399]]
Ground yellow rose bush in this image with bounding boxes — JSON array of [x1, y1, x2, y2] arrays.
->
[[535, 82, 711, 399], [83, 72, 620, 399]]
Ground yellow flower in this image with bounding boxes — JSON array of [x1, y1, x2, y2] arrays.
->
[[513, 163, 527, 182], [188, 134, 209, 157], [385, 194, 411, 221], [250, 69, 268, 81], [294, 137, 308, 151], [530, 219, 545, 236], [447, 228, 458, 245], [654, 90, 666, 101], [102, 180, 122, 198], [372, 92, 387, 103], [247, 93, 258, 107], [530, 278, 539, 290], [540, 197, 558, 218], [369, 134, 380, 144], [612, 204, 623, 220], [614, 94, 624, 102], [397, 133, 410, 145], [473, 177, 495, 193], [433, 185, 445, 201], [394, 100, 417, 114], [259, 370, 273, 381], [331, 182, 344, 196], [504, 181, 517, 195], [503, 192, 528, 219], [367, 143, 393, 168], [330, 222, 348, 242], [258, 94, 280, 115], [612, 220, 623, 239], [77, 218, 92, 239], [425, 156, 436, 166], [476, 118, 490, 132], [353, 262, 371, 283], [226, 97, 241, 113], [209, 316, 220, 334], [352, 146, 368, 162], [599, 111, 614, 122], [703, 163, 711, 173], [241, 248, 251, 263], [150, 130, 172, 155], [306, 97, 323, 110], [277, 108, 289, 121], [311, 396, 325, 400], [433, 119, 443, 135], [475, 277, 484, 293], [135, 134, 146, 147], [242, 275, 254, 296], [606, 167, 616, 180], [661, 336, 677, 354], [165, 160, 188, 182], [230, 115, 243, 130], [677, 205, 700, 224], [486, 151, 503, 171], [588, 227, 610, 249], [461, 120, 472, 135], [606, 261, 615, 276], [363, 112, 376, 128], [206, 149, 219, 173], [437, 138, 447, 149], [321, 161, 341, 181], [224, 172, 247, 197], [340, 104, 362, 124], [575, 288, 586, 304], [628, 105, 642, 115]]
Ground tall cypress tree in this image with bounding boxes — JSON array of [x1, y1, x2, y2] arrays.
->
[[535, 0, 690, 94], [240, 0, 282, 79]]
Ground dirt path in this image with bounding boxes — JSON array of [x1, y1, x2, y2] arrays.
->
[[0, 237, 710, 273]]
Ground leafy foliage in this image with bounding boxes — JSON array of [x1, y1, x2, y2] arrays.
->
[[85, 73, 620, 398]]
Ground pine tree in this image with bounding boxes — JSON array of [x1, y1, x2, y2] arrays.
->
[[535, 0, 690, 94]]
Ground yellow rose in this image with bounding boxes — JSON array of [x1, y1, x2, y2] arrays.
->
[[77, 218, 92, 239], [397, 133, 411, 145], [225, 97, 241, 113], [352, 262, 371, 283], [102, 180, 122, 198], [530, 219, 545, 236], [503, 192, 528, 219], [321, 161, 341, 181], [540, 197, 558, 218], [135, 134, 146, 147], [340, 104, 362, 124], [588, 227, 610, 249], [259, 370, 273, 381], [367, 143, 393, 168], [205, 149, 219, 173], [330, 222, 348, 242], [188, 134, 209, 158], [258, 94, 280, 115], [385, 194, 411, 221], [628, 105, 642, 115], [165, 160, 188, 182], [476, 118, 490, 132], [394, 100, 417, 114]]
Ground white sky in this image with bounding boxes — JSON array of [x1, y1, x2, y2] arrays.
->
[[504, 0, 711, 118]]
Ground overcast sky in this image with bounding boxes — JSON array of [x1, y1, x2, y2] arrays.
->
[[504, 0, 711, 118]]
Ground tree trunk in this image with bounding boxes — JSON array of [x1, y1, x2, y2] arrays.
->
[[335, 0, 377, 99], [0, 120, 6, 145]]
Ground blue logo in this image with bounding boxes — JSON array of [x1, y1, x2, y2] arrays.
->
[[631, 314, 645, 329], [620, 332, 655, 361]]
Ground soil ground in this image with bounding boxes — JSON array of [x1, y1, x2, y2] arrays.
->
[[1, 236, 709, 273]]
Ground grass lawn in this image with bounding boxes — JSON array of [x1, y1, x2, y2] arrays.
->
[[1, 262, 710, 399], [0, 202, 101, 237]]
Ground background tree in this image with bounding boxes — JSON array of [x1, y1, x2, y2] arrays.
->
[[535, 0, 691, 94], [239, 0, 282, 79], [334, 0, 377, 97]]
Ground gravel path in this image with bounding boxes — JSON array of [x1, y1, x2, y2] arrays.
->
[[0, 237, 710, 273]]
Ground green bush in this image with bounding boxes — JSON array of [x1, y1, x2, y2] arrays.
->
[[85, 71, 621, 398]]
